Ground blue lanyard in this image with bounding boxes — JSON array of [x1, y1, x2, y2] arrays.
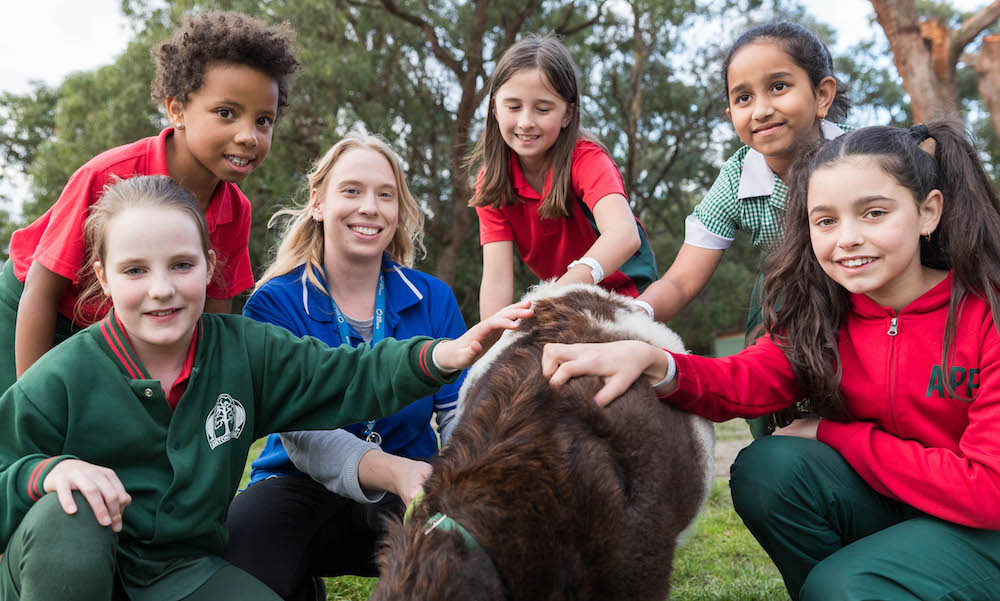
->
[[329, 271, 387, 445]]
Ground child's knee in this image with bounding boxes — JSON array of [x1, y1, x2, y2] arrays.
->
[[729, 437, 816, 520], [799, 558, 877, 601], [20, 492, 117, 566]]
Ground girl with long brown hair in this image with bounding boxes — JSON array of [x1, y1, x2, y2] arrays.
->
[[469, 34, 657, 320], [541, 120, 1000, 601]]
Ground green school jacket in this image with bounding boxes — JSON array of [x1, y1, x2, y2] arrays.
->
[[0, 311, 454, 601]]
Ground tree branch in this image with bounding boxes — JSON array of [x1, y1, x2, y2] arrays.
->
[[503, 2, 537, 49], [950, 0, 1000, 65], [556, 0, 607, 36], [377, 0, 464, 75]]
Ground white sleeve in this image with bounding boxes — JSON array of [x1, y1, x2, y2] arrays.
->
[[683, 215, 734, 250]]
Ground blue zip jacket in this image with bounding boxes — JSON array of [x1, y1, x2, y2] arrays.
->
[[246, 256, 467, 484]]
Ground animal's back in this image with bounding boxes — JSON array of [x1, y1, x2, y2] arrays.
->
[[371, 284, 714, 601]]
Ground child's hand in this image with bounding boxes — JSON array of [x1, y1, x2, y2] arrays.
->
[[433, 301, 532, 372], [773, 418, 821, 440], [392, 458, 432, 508], [543, 340, 672, 407], [43, 459, 131, 532]]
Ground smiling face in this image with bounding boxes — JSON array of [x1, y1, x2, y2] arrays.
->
[[166, 63, 279, 189], [493, 68, 574, 174], [95, 206, 216, 367], [726, 40, 834, 177], [807, 158, 943, 310], [312, 146, 400, 268]]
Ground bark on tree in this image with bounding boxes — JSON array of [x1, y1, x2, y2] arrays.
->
[[870, 0, 1000, 123], [624, 1, 654, 195], [975, 34, 1000, 138]]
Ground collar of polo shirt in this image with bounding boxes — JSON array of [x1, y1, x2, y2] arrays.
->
[[737, 121, 845, 200]]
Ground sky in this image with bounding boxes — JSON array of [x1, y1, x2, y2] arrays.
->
[[3, 1, 133, 96]]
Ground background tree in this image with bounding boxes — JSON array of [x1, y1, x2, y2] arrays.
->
[[870, 0, 1000, 129], [3, 0, 997, 352]]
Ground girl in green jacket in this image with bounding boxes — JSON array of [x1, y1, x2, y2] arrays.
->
[[0, 175, 530, 601]]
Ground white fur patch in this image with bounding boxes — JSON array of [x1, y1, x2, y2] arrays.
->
[[459, 283, 689, 421], [456, 282, 716, 544], [455, 328, 528, 420]]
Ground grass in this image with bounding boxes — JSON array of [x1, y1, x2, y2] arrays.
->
[[240, 422, 789, 600]]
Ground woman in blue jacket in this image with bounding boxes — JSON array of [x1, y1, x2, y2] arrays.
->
[[225, 132, 467, 600]]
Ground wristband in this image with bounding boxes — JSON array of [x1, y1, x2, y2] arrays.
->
[[632, 300, 654, 319], [651, 349, 677, 390], [567, 257, 604, 285]]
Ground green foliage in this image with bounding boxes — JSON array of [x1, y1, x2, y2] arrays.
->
[[0, 84, 60, 175], [3, 0, 999, 350]]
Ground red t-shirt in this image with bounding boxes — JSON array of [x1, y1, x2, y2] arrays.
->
[[8, 128, 254, 325], [476, 139, 656, 296]]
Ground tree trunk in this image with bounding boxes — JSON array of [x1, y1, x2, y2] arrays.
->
[[976, 34, 1000, 139], [624, 4, 654, 196], [870, 0, 1000, 123], [870, 0, 960, 121]]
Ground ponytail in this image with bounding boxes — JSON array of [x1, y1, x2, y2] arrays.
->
[[761, 118, 1000, 421]]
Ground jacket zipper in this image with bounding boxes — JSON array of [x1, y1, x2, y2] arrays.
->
[[887, 316, 899, 431]]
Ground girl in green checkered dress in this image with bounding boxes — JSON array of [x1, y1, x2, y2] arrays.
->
[[636, 22, 851, 437]]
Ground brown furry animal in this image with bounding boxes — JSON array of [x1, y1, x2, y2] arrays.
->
[[369, 283, 714, 601]]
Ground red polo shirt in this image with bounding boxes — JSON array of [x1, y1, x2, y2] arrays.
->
[[476, 139, 656, 296], [103, 313, 200, 410], [8, 128, 254, 325]]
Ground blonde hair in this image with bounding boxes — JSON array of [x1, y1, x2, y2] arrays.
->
[[75, 176, 213, 323], [256, 131, 426, 292]]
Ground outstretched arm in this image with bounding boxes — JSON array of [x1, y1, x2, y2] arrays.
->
[[556, 194, 640, 287], [480, 241, 515, 321], [253, 301, 532, 436], [434, 301, 532, 372], [543, 340, 673, 406], [636, 244, 724, 322]]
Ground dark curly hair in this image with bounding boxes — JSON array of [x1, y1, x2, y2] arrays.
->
[[151, 12, 301, 117]]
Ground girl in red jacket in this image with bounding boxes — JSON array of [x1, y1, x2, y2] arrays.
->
[[542, 120, 1000, 601]]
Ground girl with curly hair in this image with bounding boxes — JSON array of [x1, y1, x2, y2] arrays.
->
[[0, 11, 301, 391]]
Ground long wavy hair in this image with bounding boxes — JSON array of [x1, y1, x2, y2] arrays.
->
[[467, 34, 608, 219], [255, 131, 426, 292], [760, 119, 1000, 424]]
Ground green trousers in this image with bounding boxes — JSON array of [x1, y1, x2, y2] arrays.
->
[[0, 493, 281, 601], [730, 436, 1000, 601], [0, 260, 81, 393]]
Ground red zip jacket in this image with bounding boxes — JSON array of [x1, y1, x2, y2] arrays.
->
[[665, 272, 1000, 529]]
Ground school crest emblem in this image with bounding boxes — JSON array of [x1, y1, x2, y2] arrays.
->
[[205, 394, 247, 449]]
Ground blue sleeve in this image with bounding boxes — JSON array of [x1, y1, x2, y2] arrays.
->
[[242, 283, 306, 337], [429, 282, 468, 414]]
